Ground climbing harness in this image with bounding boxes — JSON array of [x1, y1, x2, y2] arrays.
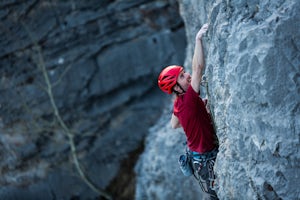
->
[[189, 148, 218, 194], [178, 144, 219, 193]]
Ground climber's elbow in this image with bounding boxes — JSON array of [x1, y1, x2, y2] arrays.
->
[[171, 114, 181, 129], [171, 123, 181, 129]]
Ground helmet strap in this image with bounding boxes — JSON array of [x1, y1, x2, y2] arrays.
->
[[174, 82, 186, 95]]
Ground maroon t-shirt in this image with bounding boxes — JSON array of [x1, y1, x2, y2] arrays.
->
[[173, 85, 216, 153]]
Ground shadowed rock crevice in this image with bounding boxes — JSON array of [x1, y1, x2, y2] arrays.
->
[[101, 143, 145, 200]]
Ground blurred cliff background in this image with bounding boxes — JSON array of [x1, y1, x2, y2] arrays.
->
[[0, 0, 299, 200]]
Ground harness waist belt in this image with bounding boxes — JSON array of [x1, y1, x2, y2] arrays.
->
[[191, 148, 218, 161]]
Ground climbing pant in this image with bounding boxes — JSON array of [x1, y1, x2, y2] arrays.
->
[[189, 148, 219, 200]]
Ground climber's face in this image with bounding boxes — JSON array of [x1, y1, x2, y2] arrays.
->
[[174, 70, 191, 94]]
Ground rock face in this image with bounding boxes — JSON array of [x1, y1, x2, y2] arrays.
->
[[136, 0, 300, 200], [1, 0, 299, 199], [0, 1, 186, 199]]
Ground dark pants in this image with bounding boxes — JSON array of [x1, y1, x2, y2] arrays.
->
[[190, 149, 219, 200]]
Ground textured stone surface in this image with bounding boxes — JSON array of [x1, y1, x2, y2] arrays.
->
[[205, 1, 300, 199], [0, 0, 186, 199], [2, 0, 299, 199], [136, 0, 300, 199]]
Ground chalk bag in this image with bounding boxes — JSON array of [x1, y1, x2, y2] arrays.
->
[[178, 154, 193, 176]]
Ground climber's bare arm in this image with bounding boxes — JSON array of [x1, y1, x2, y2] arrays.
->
[[171, 113, 181, 129], [191, 23, 208, 93]]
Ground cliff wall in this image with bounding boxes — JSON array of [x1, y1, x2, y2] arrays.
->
[[0, 1, 185, 199], [1, 0, 299, 199], [136, 0, 300, 199]]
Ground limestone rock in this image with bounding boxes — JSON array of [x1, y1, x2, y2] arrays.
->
[[0, 0, 186, 199], [136, 0, 300, 199]]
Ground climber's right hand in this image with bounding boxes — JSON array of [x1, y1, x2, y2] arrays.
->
[[196, 23, 209, 40]]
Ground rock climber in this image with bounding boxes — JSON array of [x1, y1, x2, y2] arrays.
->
[[157, 23, 219, 200]]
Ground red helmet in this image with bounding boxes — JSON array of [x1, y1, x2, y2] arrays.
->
[[158, 65, 183, 94]]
